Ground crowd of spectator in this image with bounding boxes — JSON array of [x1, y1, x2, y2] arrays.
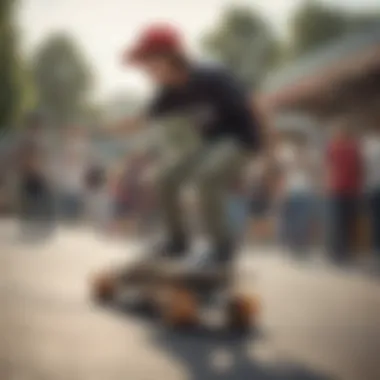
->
[[1, 119, 379, 270], [269, 119, 380, 267]]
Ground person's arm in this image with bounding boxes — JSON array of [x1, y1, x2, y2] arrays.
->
[[105, 90, 168, 152], [106, 116, 147, 136]]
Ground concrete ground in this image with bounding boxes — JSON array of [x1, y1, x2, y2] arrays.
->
[[1, 220, 380, 380]]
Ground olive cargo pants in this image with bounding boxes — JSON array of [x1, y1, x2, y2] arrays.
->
[[156, 138, 248, 246]]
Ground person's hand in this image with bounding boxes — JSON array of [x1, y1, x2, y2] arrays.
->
[[107, 117, 145, 135]]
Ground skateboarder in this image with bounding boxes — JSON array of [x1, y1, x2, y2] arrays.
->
[[122, 24, 262, 269]]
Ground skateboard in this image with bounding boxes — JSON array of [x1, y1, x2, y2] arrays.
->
[[90, 259, 260, 332]]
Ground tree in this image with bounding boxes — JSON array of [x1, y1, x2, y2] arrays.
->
[[201, 6, 281, 87], [289, 1, 380, 58], [0, 0, 34, 129], [348, 12, 380, 32], [289, 1, 348, 57], [81, 101, 105, 127], [32, 33, 93, 127]]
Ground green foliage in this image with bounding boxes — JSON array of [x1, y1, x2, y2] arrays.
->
[[201, 6, 281, 87], [32, 33, 93, 126], [347, 12, 380, 32], [290, 0, 380, 58], [290, 1, 348, 56], [0, 0, 33, 129]]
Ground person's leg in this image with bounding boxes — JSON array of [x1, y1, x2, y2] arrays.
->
[[336, 195, 359, 263], [65, 194, 77, 220], [38, 182, 55, 227], [19, 174, 41, 225], [227, 193, 249, 240], [19, 174, 50, 239], [288, 194, 307, 254], [314, 194, 326, 250], [295, 193, 316, 255], [195, 139, 248, 262], [156, 152, 200, 254], [19, 184, 33, 235], [58, 191, 73, 222], [344, 196, 359, 260], [67, 193, 81, 220], [369, 190, 380, 257], [278, 195, 291, 249], [113, 199, 128, 233], [31, 178, 55, 239], [328, 195, 346, 262], [76, 193, 84, 220], [374, 191, 380, 256]]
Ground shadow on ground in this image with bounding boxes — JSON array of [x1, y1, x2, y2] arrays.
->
[[108, 301, 336, 380]]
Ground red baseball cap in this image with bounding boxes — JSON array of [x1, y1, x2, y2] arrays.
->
[[123, 24, 184, 65]]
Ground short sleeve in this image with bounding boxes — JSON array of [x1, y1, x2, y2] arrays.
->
[[206, 68, 249, 107]]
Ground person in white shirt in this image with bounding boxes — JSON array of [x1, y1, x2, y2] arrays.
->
[[363, 127, 380, 257], [59, 129, 88, 222], [84, 162, 112, 231]]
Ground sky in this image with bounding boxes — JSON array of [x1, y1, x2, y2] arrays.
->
[[18, 0, 380, 100]]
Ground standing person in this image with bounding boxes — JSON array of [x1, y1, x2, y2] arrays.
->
[[84, 161, 110, 231], [112, 156, 140, 235], [277, 136, 319, 256], [363, 126, 380, 263], [59, 128, 88, 223], [325, 121, 363, 264], [138, 154, 160, 236], [120, 24, 262, 269], [244, 158, 272, 241], [111, 161, 131, 233], [15, 113, 56, 239]]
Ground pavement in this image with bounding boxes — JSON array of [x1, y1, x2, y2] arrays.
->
[[1, 219, 380, 380]]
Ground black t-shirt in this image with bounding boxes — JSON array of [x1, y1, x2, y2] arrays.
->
[[148, 64, 261, 150]]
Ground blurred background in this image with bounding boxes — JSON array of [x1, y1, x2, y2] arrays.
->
[[1, 1, 380, 380]]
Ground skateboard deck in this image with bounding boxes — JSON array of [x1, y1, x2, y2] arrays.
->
[[125, 261, 229, 288], [90, 259, 260, 331]]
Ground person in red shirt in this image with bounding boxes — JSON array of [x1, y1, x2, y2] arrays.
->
[[326, 122, 363, 262]]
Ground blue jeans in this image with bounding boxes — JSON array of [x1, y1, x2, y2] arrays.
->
[[60, 193, 83, 220], [279, 193, 316, 252], [227, 194, 249, 240]]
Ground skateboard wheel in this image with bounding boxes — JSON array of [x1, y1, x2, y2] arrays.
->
[[226, 294, 260, 331], [91, 271, 117, 303], [160, 288, 198, 328]]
